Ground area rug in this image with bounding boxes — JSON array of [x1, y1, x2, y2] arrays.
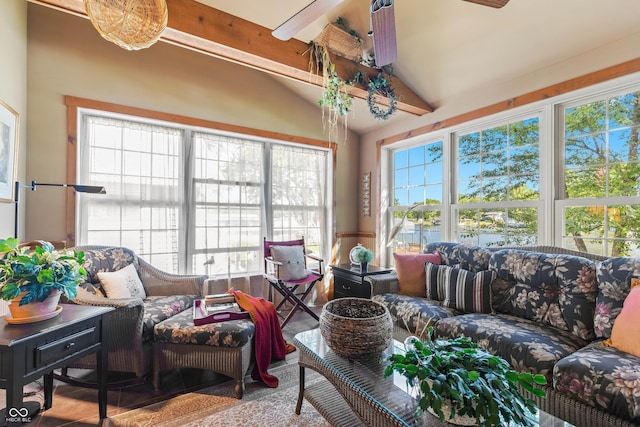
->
[[105, 362, 330, 427]]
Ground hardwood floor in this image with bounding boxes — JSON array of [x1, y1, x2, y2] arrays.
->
[[2, 306, 323, 427]]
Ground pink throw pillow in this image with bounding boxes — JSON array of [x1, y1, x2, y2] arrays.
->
[[393, 253, 441, 297]]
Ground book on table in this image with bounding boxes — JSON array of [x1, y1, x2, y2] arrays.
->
[[193, 293, 250, 325]]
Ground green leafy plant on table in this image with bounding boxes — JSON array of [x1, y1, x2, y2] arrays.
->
[[354, 248, 373, 264], [0, 238, 86, 305], [384, 327, 547, 427]]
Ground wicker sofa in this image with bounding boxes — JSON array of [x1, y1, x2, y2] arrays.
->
[[61, 245, 206, 386], [369, 242, 640, 427]]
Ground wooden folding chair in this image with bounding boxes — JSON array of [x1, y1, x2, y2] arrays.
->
[[263, 237, 324, 328]]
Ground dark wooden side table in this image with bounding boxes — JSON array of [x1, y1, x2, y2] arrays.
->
[[330, 264, 393, 299], [0, 304, 112, 425]]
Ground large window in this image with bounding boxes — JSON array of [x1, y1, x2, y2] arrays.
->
[[384, 78, 640, 263], [390, 141, 444, 253], [559, 90, 640, 256], [78, 111, 331, 276], [455, 118, 540, 247]]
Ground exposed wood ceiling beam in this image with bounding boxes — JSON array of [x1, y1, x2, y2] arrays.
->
[[28, 0, 433, 116]]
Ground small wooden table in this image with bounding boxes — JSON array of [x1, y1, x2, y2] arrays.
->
[[0, 304, 112, 425], [330, 264, 392, 299]]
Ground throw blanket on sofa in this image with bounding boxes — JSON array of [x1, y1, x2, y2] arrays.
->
[[230, 289, 296, 387]]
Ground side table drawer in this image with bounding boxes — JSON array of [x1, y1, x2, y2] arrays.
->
[[334, 279, 367, 298], [35, 328, 97, 368]]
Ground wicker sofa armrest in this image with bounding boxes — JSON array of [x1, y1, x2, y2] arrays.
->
[[138, 257, 207, 297], [71, 287, 144, 308], [365, 272, 399, 295]]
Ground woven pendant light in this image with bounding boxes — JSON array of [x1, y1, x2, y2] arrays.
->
[[84, 0, 168, 51]]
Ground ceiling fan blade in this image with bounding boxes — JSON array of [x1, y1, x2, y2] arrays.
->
[[371, 0, 397, 67], [272, 0, 345, 41], [462, 0, 510, 8]]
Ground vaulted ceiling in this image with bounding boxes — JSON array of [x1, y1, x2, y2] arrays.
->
[[30, 0, 640, 135]]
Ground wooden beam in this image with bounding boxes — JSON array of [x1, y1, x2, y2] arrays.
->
[[28, 0, 433, 116]]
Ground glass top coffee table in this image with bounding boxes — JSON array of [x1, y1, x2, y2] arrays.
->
[[293, 328, 572, 427]]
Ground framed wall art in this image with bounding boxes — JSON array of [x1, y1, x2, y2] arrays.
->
[[0, 98, 19, 202]]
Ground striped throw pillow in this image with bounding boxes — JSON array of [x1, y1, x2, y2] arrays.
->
[[426, 263, 495, 313]]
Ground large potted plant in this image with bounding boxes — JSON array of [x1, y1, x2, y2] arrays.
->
[[0, 238, 86, 322], [384, 328, 547, 426]]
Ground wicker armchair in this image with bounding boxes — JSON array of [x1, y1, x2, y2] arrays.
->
[[58, 245, 207, 387]]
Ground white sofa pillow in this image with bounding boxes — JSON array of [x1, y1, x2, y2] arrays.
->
[[270, 245, 307, 281], [97, 263, 147, 299]]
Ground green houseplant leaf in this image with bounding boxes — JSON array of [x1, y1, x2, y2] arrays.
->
[[383, 327, 547, 427], [0, 238, 86, 305]]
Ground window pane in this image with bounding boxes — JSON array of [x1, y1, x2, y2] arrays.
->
[[458, 155, 481, 181], [564, 90, 640, 203], [482, 126, 507, 152], [409, 146, 424, 167], [455, 117, 540, 248], [608, 91, 640, 128], [565, 100, 606, 137], [459, 133, 480, 156]]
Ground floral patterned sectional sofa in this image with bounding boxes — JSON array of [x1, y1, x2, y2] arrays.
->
[[369, 242, 640, 427]]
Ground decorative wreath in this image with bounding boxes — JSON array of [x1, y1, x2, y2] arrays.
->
[[366, 73, 398, 120]]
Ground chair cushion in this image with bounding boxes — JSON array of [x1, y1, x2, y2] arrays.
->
[[82, 247, 140, 281], [154, 308, 255, 348], [489, 249, 598, 341], [394, 252, 441, 297], [269, 245, 307, 281], [372, 293, 459, 338], [424, 242, 492, 272], [141, 295, 197, 342], [435, 313, 588, 381], [554, 341, 640, 423], [97, 263, 147, 299], [603, 279, 640, 357]]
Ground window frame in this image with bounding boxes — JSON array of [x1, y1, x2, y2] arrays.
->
[[65, 96, 337, 276], [554, 85, 640, 256]]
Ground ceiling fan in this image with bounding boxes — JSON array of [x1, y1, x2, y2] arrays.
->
[[272, 0, 509, 67]]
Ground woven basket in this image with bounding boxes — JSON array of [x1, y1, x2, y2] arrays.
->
[[314, 24, 362, 63], [319, 297, 392, 360], [84, 0, 168, 50]]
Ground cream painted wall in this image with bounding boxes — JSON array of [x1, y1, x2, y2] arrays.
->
[[0, 0, 27, 239], [26, 4, 359, 244], [358, 33, 640, 235]]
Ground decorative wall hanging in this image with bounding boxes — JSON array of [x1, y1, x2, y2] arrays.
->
[[84, 0, 168, 50], [362, 172, 371, 216]]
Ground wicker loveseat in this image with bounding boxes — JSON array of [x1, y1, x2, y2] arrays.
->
[[61, 245, 207, 386], [369, 242, 640, 427]]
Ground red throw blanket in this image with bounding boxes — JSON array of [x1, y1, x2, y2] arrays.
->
[[230, 290, 296, 388]]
